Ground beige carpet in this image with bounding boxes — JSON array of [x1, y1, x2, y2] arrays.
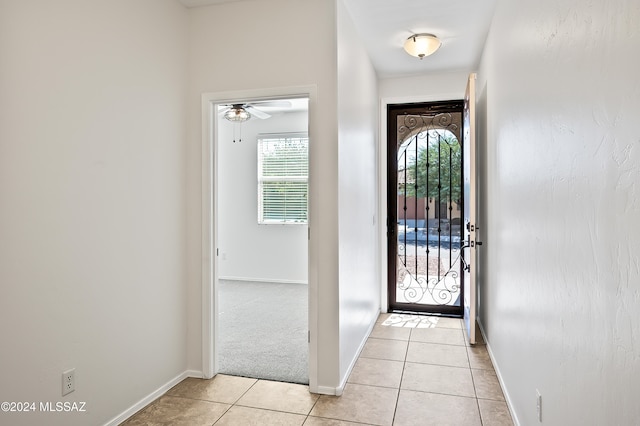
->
[[218, 279, 308, 384]]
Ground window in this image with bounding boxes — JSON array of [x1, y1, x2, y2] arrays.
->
[[257, 133, 308, 224]]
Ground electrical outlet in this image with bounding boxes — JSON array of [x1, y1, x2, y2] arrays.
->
[[62, 369, 75, 396], [536, 389, 542, 422]]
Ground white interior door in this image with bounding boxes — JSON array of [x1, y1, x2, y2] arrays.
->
[[463, 73, 478, 344]]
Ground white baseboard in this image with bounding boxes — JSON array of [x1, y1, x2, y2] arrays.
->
[[477, 321, 521, 426], [186, 369, 204, 378], [335, 310, 379, 396], [315, 386, 340, 396], [103, 370, 203, 426], [219, 276, 308, 285]]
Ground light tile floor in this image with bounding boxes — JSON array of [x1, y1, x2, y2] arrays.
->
[[123, 313, 513, 425]]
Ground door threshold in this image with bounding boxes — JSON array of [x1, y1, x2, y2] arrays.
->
[[389, 309, 462, 319]]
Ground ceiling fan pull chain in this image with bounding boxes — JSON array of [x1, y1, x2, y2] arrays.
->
[[232, 121, 243, 143]]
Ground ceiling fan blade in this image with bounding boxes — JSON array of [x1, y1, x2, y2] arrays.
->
[[245, 106, 270, 119], [248, 100, 292, 108]]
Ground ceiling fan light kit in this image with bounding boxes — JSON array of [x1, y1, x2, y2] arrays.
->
[[224, 105, 251, 122], [220, 100, 293, 123], [219, 100, 295, 143], [403, 33, 441, 59]]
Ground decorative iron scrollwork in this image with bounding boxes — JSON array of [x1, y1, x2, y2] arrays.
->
[[395, 110, 463, 307]]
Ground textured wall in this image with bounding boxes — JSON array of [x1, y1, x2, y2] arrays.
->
[[477, 0, 640, 424]]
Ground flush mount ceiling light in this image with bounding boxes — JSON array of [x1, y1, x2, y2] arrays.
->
[[403, 33, 441, 59], [224, 105, 251, 122]]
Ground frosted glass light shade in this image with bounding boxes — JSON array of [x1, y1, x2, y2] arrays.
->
[[224, 107, 251, 122], [403, 33, 441, 59]]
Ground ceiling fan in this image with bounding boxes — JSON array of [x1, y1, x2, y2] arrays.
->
[[219, 100, 292, 122]]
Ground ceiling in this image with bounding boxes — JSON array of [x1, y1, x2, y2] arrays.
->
[[177, 0, 497, 78], [217, 98, 309, 118]]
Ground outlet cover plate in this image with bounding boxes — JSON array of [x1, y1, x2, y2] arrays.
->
[[62, 369, 75, 396]]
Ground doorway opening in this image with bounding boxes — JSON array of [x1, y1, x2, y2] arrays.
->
[[216, 96, 310, 384], [387, 100, 464, 317]]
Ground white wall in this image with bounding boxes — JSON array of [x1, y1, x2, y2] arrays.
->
[[218, 110, 308, 283], [379, 71, 469, 102], [0, 1, 188, 425], [477, 0, 640, 424], [337, 0, 380, 384], [186, 0, 341, 392]]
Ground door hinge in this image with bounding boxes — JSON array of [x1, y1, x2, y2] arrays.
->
[[308, 330, 310, 343], [216, 248, 219, 256]]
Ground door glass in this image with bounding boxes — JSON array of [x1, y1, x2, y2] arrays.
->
[[388, 103, 464, 315]]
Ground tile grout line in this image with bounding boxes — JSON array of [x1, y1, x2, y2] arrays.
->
[[211, 404, 231, 426], [305, 387, 322, 421], [306, 414, 377, 426], [221, 404, 312, 418], [390, 326, 412, 425], [461, 317, 486, 425], [466, 347, 484, 426], [212, 377, 260, 424], [396, 387, 481, 400], [212, 377, 261, 425], [408, 341, 468, 347], [232, 379, 321, 415], [233, 377, 260, 404], [163, 393, 234, 406]]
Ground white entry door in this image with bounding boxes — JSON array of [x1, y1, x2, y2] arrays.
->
[[462, 73, 479, 344]]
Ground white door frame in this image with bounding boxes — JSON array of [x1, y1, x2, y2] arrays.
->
[[378, 93, 462, 312], [201, 85, 318, 390]]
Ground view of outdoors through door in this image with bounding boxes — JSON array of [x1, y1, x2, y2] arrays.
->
[[388, 101, 464, 316]]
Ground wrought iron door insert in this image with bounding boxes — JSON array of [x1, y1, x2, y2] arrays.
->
[[387, 101, 464, 316]]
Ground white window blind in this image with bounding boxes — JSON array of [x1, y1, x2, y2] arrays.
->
[[257, 133, 308, 224]]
